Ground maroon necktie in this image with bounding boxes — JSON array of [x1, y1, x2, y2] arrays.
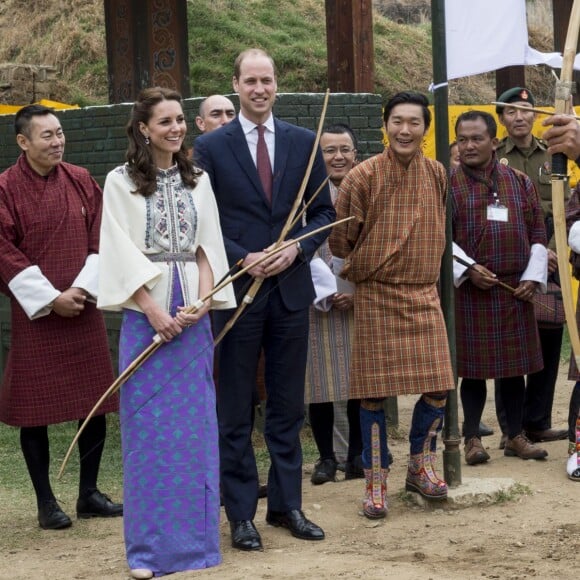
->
[[256, 124, 273, 204]]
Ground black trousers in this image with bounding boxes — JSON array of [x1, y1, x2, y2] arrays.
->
[[464, 376, 524, 441], [309, 399, 362, 462]]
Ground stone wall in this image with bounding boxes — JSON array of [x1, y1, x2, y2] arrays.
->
[[0, 64, 58, 105], [0, 93, 384, 185]]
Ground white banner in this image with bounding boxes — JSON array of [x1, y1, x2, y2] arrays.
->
[[445, 0, 579, 79]]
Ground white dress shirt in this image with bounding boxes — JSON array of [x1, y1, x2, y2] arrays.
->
[[238, 111, 275, 169]]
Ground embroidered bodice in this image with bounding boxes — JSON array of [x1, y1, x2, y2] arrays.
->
[[145, 165, 198, 253]]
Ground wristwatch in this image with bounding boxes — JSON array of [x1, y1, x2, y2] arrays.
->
[[296, 241, 304, 257]]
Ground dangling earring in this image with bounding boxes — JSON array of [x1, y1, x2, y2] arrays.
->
[[144, 136, 150, 145]]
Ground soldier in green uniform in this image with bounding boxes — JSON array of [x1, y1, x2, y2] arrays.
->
[[494, 86, 568, 446]]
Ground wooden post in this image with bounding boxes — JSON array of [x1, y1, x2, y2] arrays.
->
[[325, 0, 375, 92], [553, 0, 580, 105], [104, 0, 190, 104]]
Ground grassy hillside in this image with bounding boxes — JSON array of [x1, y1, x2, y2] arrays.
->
[[0, 0, 556, 107]]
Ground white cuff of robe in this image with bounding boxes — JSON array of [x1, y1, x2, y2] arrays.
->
[[8, 265, 61, 320], [310, 257, 337, 312], [452, 242, 475, 287], [72, 253, 99, 302], [569, 221, 580, 252], [520, 243, 548, 293]]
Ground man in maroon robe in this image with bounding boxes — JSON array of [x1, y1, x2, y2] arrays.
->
[[0, 104, 122, 529], [451, 110, 548, 465]]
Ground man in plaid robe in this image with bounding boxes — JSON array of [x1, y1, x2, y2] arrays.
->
[[0, 105, 121, 530], [330, 92, 454, 518], [451, 110, 549, 466]]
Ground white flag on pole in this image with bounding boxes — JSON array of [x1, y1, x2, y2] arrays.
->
[[445, 0, 579, 79]]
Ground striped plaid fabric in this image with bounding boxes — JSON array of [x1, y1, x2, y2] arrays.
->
[[305, 181, 354, 404], [451, 158, 546, 379], [305, 302, 354, 403]]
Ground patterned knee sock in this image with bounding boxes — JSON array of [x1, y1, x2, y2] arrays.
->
[[360, 404, 389, 469], [409, 393, 447, 455]]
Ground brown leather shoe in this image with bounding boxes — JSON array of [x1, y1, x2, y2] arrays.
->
[[464, 436, 490, 465], [524, 428, 568, 443], [504, 433, 548, 460]]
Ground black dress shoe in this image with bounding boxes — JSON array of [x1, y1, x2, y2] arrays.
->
[[525, 428, 568, 442], [311, 457, 337, 485], [258, 483, 268, 499], [38, 499, 72, 530], [266, 509, 325, 540], [344, 455, 364, 480], [76, 490, 123, 519], [230, 520, 263, 551]]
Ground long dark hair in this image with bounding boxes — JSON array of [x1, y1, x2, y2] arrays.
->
[[125, 86, 200, 197]]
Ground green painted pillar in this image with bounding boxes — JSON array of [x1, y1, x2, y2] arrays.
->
[[431, 0, 462, 487]]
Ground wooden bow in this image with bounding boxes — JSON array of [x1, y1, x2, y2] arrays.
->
[[213, 89, 331, 345], [57, 215, 352, 479], [552, 0, 580, 367], [452, 255, 555, 313]]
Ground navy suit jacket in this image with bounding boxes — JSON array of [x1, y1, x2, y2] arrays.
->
[[194, 116, 336, 311]]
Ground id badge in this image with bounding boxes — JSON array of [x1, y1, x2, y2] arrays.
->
[[487, 203, 508, 222]]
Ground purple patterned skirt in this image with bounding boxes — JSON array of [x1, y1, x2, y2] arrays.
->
[[119, 277, 220, 575]]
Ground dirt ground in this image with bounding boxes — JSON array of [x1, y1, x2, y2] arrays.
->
[[1, 364, 578, 580]]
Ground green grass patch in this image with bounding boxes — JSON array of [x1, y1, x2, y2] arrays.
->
[[495, 482, 532, 504], [0, 415, 123, 549], [0, 415, 123, 497]]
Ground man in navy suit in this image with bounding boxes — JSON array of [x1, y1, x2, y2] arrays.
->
[[195, 48, 335, 552]]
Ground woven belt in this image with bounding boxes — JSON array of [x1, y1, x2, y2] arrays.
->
[[147, 252, 196, 263]]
